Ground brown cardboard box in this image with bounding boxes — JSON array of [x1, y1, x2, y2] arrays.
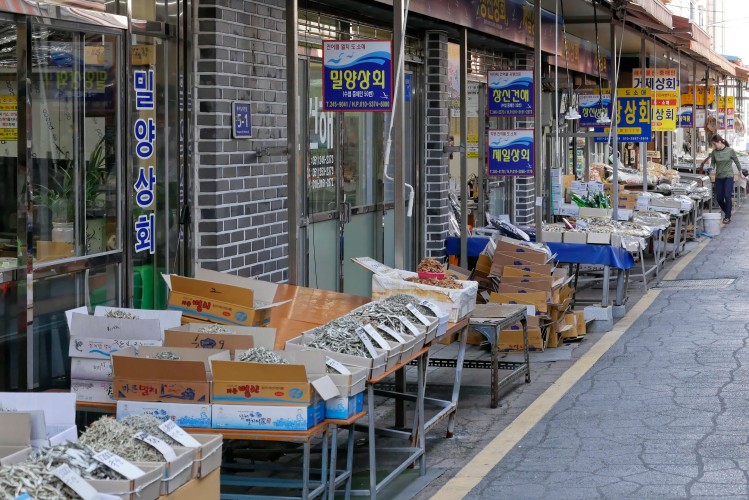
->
[[475, 254, 492, 275], [112, 347, 230, 403], [164, 323, 276, 353], [501, 275, 554, 290], [491, 253, 549, 276], [495, 240, 551, 264], [498, 324, 545, 352], [497, 283, 560, 304], [501, 264, 554, 277], [0, 412, 32, 465], [490, 292, 548, 313], [574, 311, 586, 335], [159, 468, 220, 499], [562, 313, 580, 339]]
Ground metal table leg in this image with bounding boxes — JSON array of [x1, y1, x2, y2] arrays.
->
[[601, 265, 611, 306], [328, 426, 338, 500], [490, 339, 499, 409], [417, 353, 426, 475], [445, 323, 468, 438], [614, 269, 625, 306], [522, 316, 530, 383], [367, 383, 377, 500]]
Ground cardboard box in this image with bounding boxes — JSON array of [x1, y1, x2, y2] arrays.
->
[[212, 401, 325, 431], [352, 257, 478, 322], [136, 447, 196, 495], [0, 393, 77, 448], [69, 313, 163, 359], [88, 462, 165, 500], [284, 335, 387, 381], [540, 229, 564, 243], [94, 306, 182, 333], [475, 254, 492, 275], [71, 357, 114, 381], [159, 468, 220, 499], [188, 434, 222, 479], [324, 363, 368, 397], [0, 412, 33, 465], [490, 292, 548, 313], [587, 232, 611, 245], [495, 239, 551, 264], [116, 401, 212, 429], [649, 198, 682, 209], [497, 283, 559, 304], [559, 203, 580, 216], [578, 208, 613, 218], [563, 231, 587, 244], [112, 347, 230, 404], [325, 391, 364, 420], [501, 264, 554, 277], [210, 350, 339, 406], [71, 379, 115, 403], [164, 268, 290, 327], [498, 324, 545, 352], [562, 313, 580, 339], [164, 323, 277, 353]]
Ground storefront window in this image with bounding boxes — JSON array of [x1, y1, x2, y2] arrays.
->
[[307, 60, 338, 214], [0, 22, 18, 268]]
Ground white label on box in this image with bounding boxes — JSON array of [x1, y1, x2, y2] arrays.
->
[[377, 324, 406, 344], [354, 327, 379, 358], [326, 357, 352, 375], [406, 304, 431, 326], [399, 316, 420, 336], [93, 450, 144, 480], [363, 324, 390, 350], [159, 420, 201, 448], [133, 432, 178, 462], [53, 464, 99, 500], [419, 300, 444, 318]]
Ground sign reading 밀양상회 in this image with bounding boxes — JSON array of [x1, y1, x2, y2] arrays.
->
[[322, 40, 392, 112], [133, 68, 156, 255], [487, 129, 534, 176], [487, 70, 533, 117]]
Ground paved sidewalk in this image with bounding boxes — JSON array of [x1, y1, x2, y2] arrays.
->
[[463, 207, 749, 498]]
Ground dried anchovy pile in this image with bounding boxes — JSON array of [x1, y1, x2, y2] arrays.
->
[[103, 309, 140, 320], [148, 351, 181, 360], [119, 414, 180, 446], [307, 316, 374, 358], [0, 461, 77, 499], [79, 417, 164, 462], [197, 324, 234, 334], [28, 442, 124, 480], [349, 295, 434, 340], [237, 346, 288, 364], [416, 258, 446, 274]]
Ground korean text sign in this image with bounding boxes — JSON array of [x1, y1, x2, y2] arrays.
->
[[633, 69, 678, 132], [578, 91, 611, 127], [322, 40, 392, 112], [718, 96, 735, 130], [133, 68, 156, 255], [487, 130, 534, 176], [487, 70, 533, 116], [615, 88, 652, 142]]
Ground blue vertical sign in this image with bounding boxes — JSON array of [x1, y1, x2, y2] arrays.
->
[[487, 130, 534, 176], [404, 73, 412, 103], [232, 101, 252, 138], [322, 40, 393, 112], [487, 70, 533, 117], [578, 92, 611, 127], [615, 88, 652, 142]]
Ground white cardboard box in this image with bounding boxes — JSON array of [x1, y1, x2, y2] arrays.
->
[[116, 400, 212, 429], [212, 401, 325, 431], [71, 357, 113, 381], [68, 313, 163, 359], [88, 462, 164, 500], [71, 379, 115, 403], [0, 392, 77, 448], [94, 306, 182, 333], [0, 412, 33, 465]]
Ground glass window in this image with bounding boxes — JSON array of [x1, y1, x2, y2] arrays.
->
[[307, 60, 338, 214], [0, 22, 18, 268], [341, 113, 381, 207]]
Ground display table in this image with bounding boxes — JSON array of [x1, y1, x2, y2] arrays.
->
[[445, 236, 491, 258], [468, 304, 530, 408], [326, 411, 366, 500]]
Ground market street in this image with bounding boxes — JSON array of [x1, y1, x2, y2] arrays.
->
[[434, 208, 749, 499]]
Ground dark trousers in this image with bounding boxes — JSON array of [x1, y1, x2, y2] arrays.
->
[[715, 176, 735, 219]]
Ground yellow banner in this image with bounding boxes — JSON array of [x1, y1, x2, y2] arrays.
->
[[653, 89, 679, 132], [681, 85, 716, 106]]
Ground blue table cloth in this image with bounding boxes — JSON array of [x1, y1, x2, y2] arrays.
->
[[546, 242, 635, 270], [445, 237, 491, 258]]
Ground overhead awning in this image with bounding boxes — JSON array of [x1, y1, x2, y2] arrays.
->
[[622, 0, 673, 32]]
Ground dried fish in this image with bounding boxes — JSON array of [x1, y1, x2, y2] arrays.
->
[[148, 351, 181, 360], [103, 309, 139, 320], [79, 417, 164, 462], [119, 414, 179, 446], [28, 442, 124, 480], [236, 346, 288, 364], [307, 316, 373, 358], [197, 324, 234, 334], [0, 461, 77, 499], [416, 258, 446, 274]]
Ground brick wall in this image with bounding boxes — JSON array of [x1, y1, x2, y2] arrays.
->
[[423, 31, 450, 259], [194, 0, 289, 282]]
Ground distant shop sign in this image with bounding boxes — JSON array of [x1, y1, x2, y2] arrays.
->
[[578, 90, 610, 127], [322, 40, 392, 112], [487, 70, 533, 117], [596, 88, 652, 143], [487, 129, 534, 176]]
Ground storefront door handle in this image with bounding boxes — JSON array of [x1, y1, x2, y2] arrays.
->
[[339, 202, 352, 224]]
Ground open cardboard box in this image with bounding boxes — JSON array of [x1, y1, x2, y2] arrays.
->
[[0, 412, 32, 465], [163, 268, 290, 327], [136, 447, 197, 496], [501, 264, 554, 277], [0, 392, 77, 448], [210, 349, 339, 406], [164, 323, 276, 354], [92, 306, 182, 333], [490, 292, 549, 313], [495, 238, 552, 264], [88, 462, 165, 500], [68, 313, 163, 359], [112, 347, 230, 403], [285, 334, 388, 380]]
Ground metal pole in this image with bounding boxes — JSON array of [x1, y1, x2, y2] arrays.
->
[[478, 83, 487, 229], [641, 38, 647, 191], [705, 68, 709, 146], [394, 0, 406, 269], [286, 0, 301, 284], [692, 62, 697, 172], [459, 29, 468, 268], [723, 75, 728, 139], [534, 0, 543, 240], [611, 20, 619, 221]]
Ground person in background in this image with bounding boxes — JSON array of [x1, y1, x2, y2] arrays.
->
[[700, 134, 742, 224]]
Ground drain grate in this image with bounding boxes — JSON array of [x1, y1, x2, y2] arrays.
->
[[656, 278, 735, 289]]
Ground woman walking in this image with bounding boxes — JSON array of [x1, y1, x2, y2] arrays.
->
[[700, 134, 742, 224]]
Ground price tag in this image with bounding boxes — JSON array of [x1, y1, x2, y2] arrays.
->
[[159, 420, 201, 448], [134, 432, 178, 462], [93, 450, 145, 480], [363, 324, 390, 350], [354, 327, 379, 358], [53, 464, 99, 500], [377, 324, 406, 344], [419, 300, 445, 318], [399, 316, 421, 336], [326, 357, 351, 375], [406, 304, 431, 326]]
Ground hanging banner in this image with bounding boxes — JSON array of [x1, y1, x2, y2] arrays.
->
[[632, 68, 678, 91], [322, 40, 392, 112], [487, 70, 533, 117], [578, 90, 611, 127], [652, 90, 679, 131], [678, 107, 707, 129], [681, 85, 716, 106], [487, 129, 534, 176], [597, 88, 652, 143], [718, 96, 735, 130]]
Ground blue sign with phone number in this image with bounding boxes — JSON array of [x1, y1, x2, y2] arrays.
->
[[323, 40, 392, 112]]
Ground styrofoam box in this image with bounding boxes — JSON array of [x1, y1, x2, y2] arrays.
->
[[563, 232, 587, 244], [137, 446, 196, 495], [325, 392, 365, 420], [587, 232, 611, 245], [71, 379, 115, 403], [212, 401, 325, 431], [116, 400, 212, 429], [190, 434, 223, 478], [88, 463, 164, 500]]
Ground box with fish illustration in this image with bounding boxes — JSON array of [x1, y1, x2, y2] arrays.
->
[[211, 401, 325, 431], [112, 347, 230, 403], [71, 379, 115, 403], [116, 401, 212, 429], [324, 391, 365, 420], [68, 313, 163, 359], [163, 323, 276, 353], [210, 350, 339, 406]]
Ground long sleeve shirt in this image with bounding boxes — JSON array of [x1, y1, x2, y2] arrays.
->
[[709, 147, 742, 179]]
